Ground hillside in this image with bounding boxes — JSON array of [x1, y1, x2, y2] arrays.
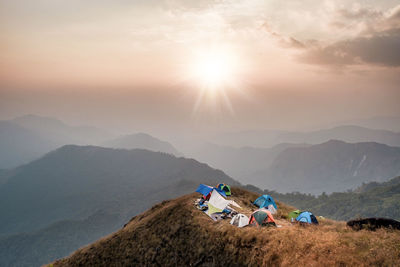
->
[[264, 176, 400, 221], [252, 140, 400, 194], [51, 187, 400, 266], [0, 145, 238, 267], [103, 133, 181, 156]]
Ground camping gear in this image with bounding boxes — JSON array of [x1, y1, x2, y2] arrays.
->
[[196, 184, 226, 200], [209, 189, 230, 210], [216, 183, 232, 196], [296, 211, 319, 224], [253, 195, 278, 213], [288, 210, 301, 222], [249, 209, 276, 227], [230, 214, 249, 227]]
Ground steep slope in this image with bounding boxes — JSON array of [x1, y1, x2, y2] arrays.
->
[[252, 140, 400, 194], [264, 176, 400, 221], [103, 133, 181, 156], [51, 187, 400, 267]]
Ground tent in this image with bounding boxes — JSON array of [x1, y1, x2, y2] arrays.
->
[[195, 184, 226, 200], [216, 183, 231, 196], [253, 195, 277, 213], [249, 209, 276, 227], [296, 211, 319, 224], [230, 214, 249, 228], [288, 210, 301, 222]]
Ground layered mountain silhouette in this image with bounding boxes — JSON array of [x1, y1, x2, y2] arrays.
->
[[103, 133, 182, 156], [0, 145, 237, 267], [258, 140, 400, 194], [188, 140, 400, 194], [210, 125, 400, 148], [0, 115, 181, 169], [0, 115, 113, 168]]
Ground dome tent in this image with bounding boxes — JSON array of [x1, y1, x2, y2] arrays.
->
[[288, 210, 301, 222], [296, 211, 319, 224], [253, 195, 277, 213], [216, 183, 231, 196], [249, 209, 276, 227], [230, 214, 249, 227]]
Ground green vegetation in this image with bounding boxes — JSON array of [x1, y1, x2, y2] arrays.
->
[[260, 176, 400, 221]]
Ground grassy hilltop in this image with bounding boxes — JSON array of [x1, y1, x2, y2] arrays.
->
[[51, 187, 400, 266]]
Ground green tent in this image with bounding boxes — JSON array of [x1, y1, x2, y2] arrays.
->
[[288, 210, 301, 221], [216, 183, 231, 196]]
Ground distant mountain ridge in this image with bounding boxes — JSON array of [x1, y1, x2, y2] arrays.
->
[[210, 125, 400, 148], [103, 132, 182, 156], [254, 140, 400, 194]]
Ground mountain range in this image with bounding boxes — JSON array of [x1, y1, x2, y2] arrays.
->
[[209, 125, 400, 148], [187, 140, 400, 194], [102, 132, 182, 156], [0, 115, 181, 168]]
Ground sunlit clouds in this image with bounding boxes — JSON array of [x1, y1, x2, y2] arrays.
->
[[0, 0, 399, 132]]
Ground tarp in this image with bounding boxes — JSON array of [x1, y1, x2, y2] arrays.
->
[[208, 189, 230, 210], [207, 203, 223, 215], [196, 184, 213, 197], [195, 184, 226, 198]]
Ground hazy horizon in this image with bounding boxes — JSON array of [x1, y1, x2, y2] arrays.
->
[[1, 0, 399, 137]]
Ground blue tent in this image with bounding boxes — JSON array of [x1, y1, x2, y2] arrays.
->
[[296, 211, 318, 224], [195, 184, 226, 198], [253, 195, 277, 209]]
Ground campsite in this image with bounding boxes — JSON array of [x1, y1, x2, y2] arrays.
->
[[51, 186, 400, 266], [195, 183, 319, 228]]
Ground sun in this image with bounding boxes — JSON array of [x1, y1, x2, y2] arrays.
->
[[181, 45, 245, 114], [192, 53, 232, 90]]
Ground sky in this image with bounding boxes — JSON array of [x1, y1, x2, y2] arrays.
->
[[1, 0, 399, 136]]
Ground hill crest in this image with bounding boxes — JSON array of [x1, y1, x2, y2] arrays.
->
[[51, 187, 400, 266]]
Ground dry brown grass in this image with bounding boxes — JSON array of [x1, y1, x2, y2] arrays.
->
[[49, 187, 400, 267]]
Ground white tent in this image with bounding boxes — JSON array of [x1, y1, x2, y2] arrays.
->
[[230, 214, 249, 227]]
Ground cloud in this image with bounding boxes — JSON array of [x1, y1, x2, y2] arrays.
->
[[298, 5, 400, 67]]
